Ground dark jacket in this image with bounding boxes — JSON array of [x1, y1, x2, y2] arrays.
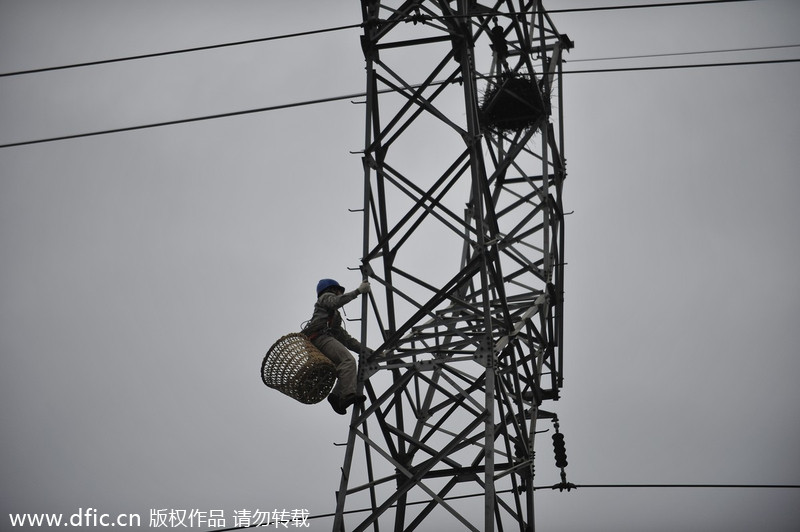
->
[[302, 290, 364, 352]]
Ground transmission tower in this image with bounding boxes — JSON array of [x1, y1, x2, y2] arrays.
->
[[335, 1, 573, 530]]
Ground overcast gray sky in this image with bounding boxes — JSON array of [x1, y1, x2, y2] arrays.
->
[[1, 1, 799, 531]]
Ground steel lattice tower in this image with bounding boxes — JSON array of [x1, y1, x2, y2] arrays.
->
[[335, 1, 572, 530]]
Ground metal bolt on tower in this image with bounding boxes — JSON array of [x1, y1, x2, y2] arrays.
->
[[336, 1, 573, 530]]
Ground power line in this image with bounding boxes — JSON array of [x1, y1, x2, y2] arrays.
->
[[547, 0, 757, 14], [203, 483, 800, 532], [569, 43, 800, 63], [0, 1, 758, 79], [543, 483, 800, 490], [387, 0, 758, 23], [0, 23, 362, 78], [397, 0, 758, 21], [0, 91, 365, 149], [208, 489, 519, 531], [1, 57, 797, 150], [562, 57, 800, 74]]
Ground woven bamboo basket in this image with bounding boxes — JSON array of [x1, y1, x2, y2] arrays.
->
[[261, 333, 336, 404]]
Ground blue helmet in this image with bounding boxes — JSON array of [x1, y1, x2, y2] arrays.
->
[[316, 278, 344, 297]]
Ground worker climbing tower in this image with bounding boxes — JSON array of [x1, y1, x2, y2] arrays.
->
[[335, 1, 572, 530]]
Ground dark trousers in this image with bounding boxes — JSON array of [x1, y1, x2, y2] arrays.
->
[[313, 334, 357, 398]]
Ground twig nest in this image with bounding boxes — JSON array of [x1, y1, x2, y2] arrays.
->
[[480, 74, 546, 132]]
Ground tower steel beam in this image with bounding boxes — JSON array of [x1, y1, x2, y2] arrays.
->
[[335, 1, 572, 530]]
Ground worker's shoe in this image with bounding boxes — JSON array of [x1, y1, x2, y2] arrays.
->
[[327, 394, 347, 415], [341, 393, 367, 410]]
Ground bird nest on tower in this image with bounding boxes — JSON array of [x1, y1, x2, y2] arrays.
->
[[479, 73, 546, 133]]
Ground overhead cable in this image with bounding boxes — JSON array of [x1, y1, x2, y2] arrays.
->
[[547, 0, 757, 14], [2, 57, 798, 150], [0, 0, 758, 79], [382, 0, 758, 23], [0, 90, 366, 149], [205, 488, 515, 531], [539, 483, 800, 490], [0, 23, 361, 78], [204, 483, 800, 532], [569, 43, 800, 63], [562, 57, 800, 74]]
